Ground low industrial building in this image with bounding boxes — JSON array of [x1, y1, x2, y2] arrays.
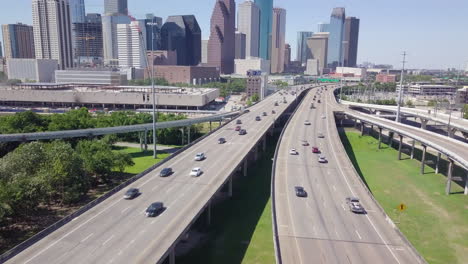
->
[[456, 87, 468, 104], [0, 83, 220, 110], [147, 50, 177, 66], [376, 73, 397, 83], [146, 65, 220, 85], [334, 67, 367, 81], [234, 57, 270, 76], [55, 69, 124, 85], [403, 84, 457, 96], [6, 59, 58, 82]]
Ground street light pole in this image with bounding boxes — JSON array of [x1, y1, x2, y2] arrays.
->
[[147, 22, 158, 159], [339, 41, 348, 102], [396, 52, 407, 123]]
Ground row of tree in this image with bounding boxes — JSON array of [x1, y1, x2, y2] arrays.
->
[[0, 139, 134, 226]]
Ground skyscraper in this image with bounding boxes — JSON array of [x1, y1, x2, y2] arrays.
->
[[238, 1, 260, 58], [327, 7, 345, 69], [102, 14, 130, 65], [235, 32, 246, 59], [344, 17, 360, 67], [296, 31, 314, 65], [207, 0, 236, 74], [318, 22, 329, 33], [104, 0, 128, 15], [284, 43, 291, 68], [142, 14, 163, 51], [270, 8, 286, 73], [2, 23, 35, 59], [117, 21, 147, 69], [73, 14, 103, 62], [161, 15, 201, 66], [69, 0, 85, 23], [307, 32, 329, 75], [32, 0, 73, 69], [0, 41, 3, 58], [254, 0, 273, 60]]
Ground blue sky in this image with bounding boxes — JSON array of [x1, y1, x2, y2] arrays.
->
[[2, 0, 467, 69]]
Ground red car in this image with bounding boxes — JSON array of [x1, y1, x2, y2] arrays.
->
[[235, 126, 241, 131], [312, 147, 320, 153]]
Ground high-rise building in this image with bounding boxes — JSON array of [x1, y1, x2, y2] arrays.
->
[[1, 23, 35, 59], [73, 14, 103, 62], [306, 32, 329, 75], [235, 32, 246, 59], [238, 1, 260, 58], [207, 0, 236, 74], [270, 8, 286, 74], [284, 43, 291, 68], [117, 21, 147, 69], [102, 14, 130, 65], [318, 22, 329, 33], [254, 0, 273, 60], [344, 17, 360, 67], [296, 31, 314, 65], [69, 0, 85, 23], [201, 40, 208, 64], [104, 0, 128, 15], [0, 41, 3, 58], [327, 7, 345, 69], [161, 15, 201, 66], [142, 14, 163, 51], [32, 0, 74, 69]]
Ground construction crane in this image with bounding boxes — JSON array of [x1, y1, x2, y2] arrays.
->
[[76, 33, 96, 66]]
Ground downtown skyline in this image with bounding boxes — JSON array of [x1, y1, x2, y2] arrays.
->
[[0, 0, 467, 69]]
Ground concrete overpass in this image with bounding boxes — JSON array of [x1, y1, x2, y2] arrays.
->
[[2, 85, 316, 264]]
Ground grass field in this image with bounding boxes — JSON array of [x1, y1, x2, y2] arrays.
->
[[177, 137, 277, 264], [341, 131, 467, 264], [115, 147, 170, 174]]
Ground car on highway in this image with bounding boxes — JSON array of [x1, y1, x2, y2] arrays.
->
[[274, 102, 279, 106], [318, 99, 321, 103], [318, 156, 328, 163], [318, 133, 325, 138], [272, 110, 276, 114], [123, 188, 139, 200], [160, 168, 173, 177], [262, 112, 267, 116], [239, 129, 247, 135], [190, 167, 203, 177], [289, 149, 298, 155], [235, 126, 241, 131], [312, 147, 320, 153], [295, 186, 307, 197], [304, 120, 311, 125], [346, 197, 366, 214], [301, 140, 310, 146], [194, 153, 206, 161], [255, 116, 261, 121], [145, 202, 164, 217], [218, 137, 226, 144], [236, 119, 242, 125], [321, 115, 326, 119]]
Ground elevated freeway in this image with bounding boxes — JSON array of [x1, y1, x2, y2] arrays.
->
[[273, 87, 424, 263], [4, 85, 314, 264]]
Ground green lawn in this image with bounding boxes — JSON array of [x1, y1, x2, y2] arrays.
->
[[177, 137, 276, 264], [341, 131, 467, 264], [115, 147, 170, 174]]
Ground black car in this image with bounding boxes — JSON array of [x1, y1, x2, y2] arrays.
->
[[160, 168, 173, 177], [236, 119, 242, 125], [255, 116, 261, 121], [145, 202, 164, 217], [295, 186, 307, 197], [262, 112, 267, 116], [218, 137, 226, 144], [123, 188, 139, 200], [239, 129, 247, 135], [244, 109, 250, 113]]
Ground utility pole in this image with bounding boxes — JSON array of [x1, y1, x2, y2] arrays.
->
[[149, 22, 158, 159], [339, 41, 348, 102], [396, 52, 407, 122]]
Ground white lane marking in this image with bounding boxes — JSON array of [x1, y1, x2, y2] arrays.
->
[[102, 235, 115, 246], [151, 185, 159, 191], [72, 217, 79, 222], [313, 226, 317, 236], [341, 204, 346, 211], [332, 185, 336, 191], [325, 93, 402, 264], [117, 250, 123, 256], [24, 197, 123, 264], [107, 258, 115, 264], [130, 239, 135, 244], [81, 233, 94, 243], [121, 206, 130, 214], [335, 229, 340, 238], [280, 224, 289, 228], [151, 220, 156, 225], [355, 230, 362, 240]]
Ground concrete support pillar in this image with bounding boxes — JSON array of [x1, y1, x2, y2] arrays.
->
[[445, 159, 454, 195], [378, 128, 383, 149], [420, 145, 427, 174], [144, 129, 148, 151], [139, 132, 143, 151], [243, 159, 248, 177], [262, 137, 267, 152], [188, 126, 191, 144], [169, 248, 175, 264], [465, 172, 468, 195], [361, 122, 365, 136], [435, 152, 441, 174], [228, 176, 233, 198], [448, 128, 456, 138], [388, 132, 394, 148], [398, 135, 403, 160], [219, 120, 222, 126], [354, 119, 358, 129], [410, 140, 415, 159], [421, 119, 428, 130], [340, 119, 344, 127], [209, 121, 212, 132]]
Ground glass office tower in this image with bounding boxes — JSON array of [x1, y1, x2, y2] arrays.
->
[[254, 0, 273, 60], [297, 31, 314, 65], [327, 7, 345, 69]]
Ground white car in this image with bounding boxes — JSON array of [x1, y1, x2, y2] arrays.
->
[[194, 153, 206, 161], [190, 167, 202, 177], [304, 120, 311, 125], [318, 156, 328, 163], [289, 149, 298, 155], [321, 115, 326, 119]]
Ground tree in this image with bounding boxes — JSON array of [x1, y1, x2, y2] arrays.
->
[[251, 93, 260, 103], [463, 104, 468, 119]]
